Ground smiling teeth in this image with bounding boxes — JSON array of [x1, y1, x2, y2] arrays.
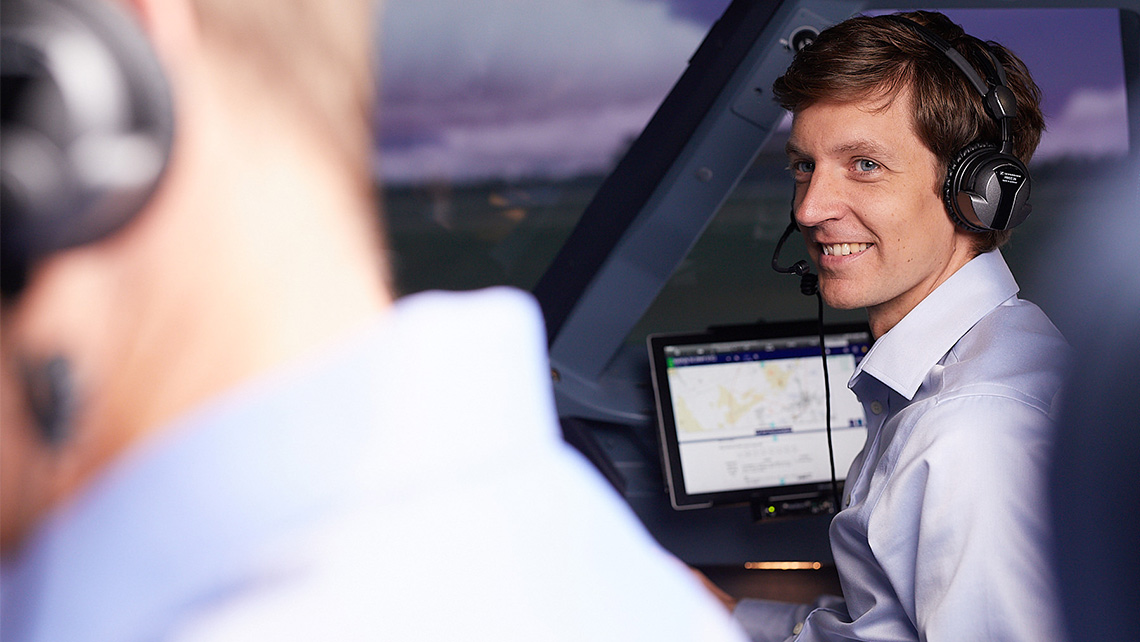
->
[[822, 243, 870, 256]]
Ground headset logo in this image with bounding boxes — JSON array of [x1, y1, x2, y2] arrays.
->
[[996, 168, 1025, 185]]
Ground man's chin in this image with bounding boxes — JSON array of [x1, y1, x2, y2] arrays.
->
[[819, 282, 867, 311], [820, 291, 861, 312]]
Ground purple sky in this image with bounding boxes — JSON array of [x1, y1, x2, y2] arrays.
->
[[375, 1, 1129, 184]]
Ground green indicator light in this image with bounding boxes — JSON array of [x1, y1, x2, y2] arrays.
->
[[767, 505, 776, 514]]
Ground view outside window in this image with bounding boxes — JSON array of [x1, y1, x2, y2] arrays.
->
[[376, 3, 1131, 339], [376, 0, 727, 294]]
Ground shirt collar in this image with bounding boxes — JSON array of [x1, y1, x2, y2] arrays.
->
[[851, 250, 1020, 400]]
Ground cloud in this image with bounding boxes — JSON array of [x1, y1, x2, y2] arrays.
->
[[377, 0, 706, 183], [376, 3, 1129, 181], [1035, 84, 1129, 161], [379, 99, 656, 184]]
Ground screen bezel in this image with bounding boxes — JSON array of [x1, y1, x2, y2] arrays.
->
[[647, 319, 872, 511]]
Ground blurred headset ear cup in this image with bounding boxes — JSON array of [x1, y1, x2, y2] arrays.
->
[[943, 141, 1032, 233], [1, 0, 174, 298]]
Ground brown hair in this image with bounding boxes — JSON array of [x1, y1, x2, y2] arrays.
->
[[773, 11, 1045, 253]]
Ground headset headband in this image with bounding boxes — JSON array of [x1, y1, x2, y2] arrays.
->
[[883, 14, 1018, 155]]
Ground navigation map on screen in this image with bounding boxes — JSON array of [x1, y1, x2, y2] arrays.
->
[[649, 323, 872, 509]]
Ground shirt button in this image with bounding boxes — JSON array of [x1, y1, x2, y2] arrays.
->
[[870, 400, 884, 415]]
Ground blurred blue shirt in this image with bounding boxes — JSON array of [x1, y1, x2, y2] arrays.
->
[[1, 288, 747, 642], [735, 251, 1070, 642]]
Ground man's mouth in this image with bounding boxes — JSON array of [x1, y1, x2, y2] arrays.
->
[[821, 242, 872, 257]]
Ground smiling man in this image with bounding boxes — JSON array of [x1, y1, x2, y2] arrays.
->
[[784, 91, 980, 342], [785, 91, 976, 338], [721, 11, 1071, 642]]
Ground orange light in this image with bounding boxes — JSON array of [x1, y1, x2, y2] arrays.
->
[[743, 561, 823, 571]]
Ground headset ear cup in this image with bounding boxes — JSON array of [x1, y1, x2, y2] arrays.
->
[[944, 141, 1032, 233], [943, 142, 994, 232], [1, 0, 174, 298]]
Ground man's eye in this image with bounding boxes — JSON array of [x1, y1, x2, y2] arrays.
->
[[855, 159, 879, 172], [790, 160, 814, 173]]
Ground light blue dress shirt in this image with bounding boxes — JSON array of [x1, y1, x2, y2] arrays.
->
[[1, 288, 747, 642], [735, 251, 1071, 642]]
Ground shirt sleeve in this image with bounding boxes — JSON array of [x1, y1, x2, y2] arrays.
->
[[732, 595, 844, 642], [868, 394, 1066, 642]]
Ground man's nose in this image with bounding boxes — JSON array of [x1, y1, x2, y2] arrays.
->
[[793, 173, 843, 228]]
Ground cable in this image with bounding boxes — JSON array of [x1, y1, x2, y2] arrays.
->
[[815, 290, 838, 512], [771, 219, 839, 513]]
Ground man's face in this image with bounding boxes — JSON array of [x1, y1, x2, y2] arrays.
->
[[785, 89, 976, 336]]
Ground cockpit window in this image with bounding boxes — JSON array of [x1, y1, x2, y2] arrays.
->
[[377, 3, 1131, 343], [377, 0, 729, 295]]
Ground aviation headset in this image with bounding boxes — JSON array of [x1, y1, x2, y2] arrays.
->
[[884, 14, 1033, 233], [1, 0, 174, 300]]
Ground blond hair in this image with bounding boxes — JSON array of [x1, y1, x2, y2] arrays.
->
[[192, 0, 376, 180]]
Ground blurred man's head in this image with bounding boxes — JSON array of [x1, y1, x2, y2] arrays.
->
[[1, 0, 389, 554]]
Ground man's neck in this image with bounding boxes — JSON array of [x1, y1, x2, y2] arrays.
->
[[866, 246, 979, 339]]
